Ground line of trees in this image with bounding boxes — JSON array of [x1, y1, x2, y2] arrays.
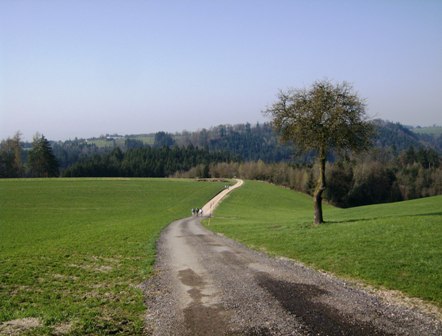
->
[[174, 146, 441, 208], [0, 133, 59, 178], [3, 119, 440, 178]]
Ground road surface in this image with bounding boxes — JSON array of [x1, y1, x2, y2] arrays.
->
[[144, 180, 440, 335]]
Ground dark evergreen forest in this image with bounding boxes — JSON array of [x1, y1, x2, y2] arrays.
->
[[62, 146, 237, 178]]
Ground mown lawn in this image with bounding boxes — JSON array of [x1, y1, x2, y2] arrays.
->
[[0, 178, 225, 335], [208, 180, 442, 307]]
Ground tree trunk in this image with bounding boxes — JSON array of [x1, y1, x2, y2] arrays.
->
[[313, 151, 326, 224]]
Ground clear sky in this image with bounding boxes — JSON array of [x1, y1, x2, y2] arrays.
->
[[1, 0, 441, 141]]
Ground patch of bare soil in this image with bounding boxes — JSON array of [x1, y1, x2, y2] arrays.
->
[[0, 317, 41, 335], [52, 321, 73, 335]]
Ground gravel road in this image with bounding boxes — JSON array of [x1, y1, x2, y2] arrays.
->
[[144, 182, 441, 336]]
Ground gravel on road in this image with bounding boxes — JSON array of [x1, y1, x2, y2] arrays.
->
[[143, 215, 441, 335]]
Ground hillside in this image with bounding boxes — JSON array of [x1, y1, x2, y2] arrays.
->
[[410, 125, 442, 136], [75, 120, 442, 163], [408, 126, 442, 152], [4, 119, 438, 171], [208, 181, 442, 307]]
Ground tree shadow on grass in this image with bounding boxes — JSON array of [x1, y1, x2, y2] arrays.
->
[[324, 211, 442, 226]]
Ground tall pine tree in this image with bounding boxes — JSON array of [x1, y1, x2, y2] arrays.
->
[[0, 132, 24, 177], [28, 134, 59, 177]]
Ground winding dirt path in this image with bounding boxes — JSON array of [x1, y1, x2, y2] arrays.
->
[[201, 179, 243, 217], [144, 180, 441, 335]]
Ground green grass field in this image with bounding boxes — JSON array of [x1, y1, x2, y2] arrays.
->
[[411, 126, 442, 136], [87, 134, 155, 148], [0, 178, 225, 335], [208, 180, 442, 307]]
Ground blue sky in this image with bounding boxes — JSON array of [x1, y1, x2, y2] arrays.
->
[[1, 0, 441, 140]]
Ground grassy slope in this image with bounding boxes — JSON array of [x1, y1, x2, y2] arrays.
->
[[87, 134, 154, 148], [208, 180, 442, 307], [0, 178, 225, 335], [411, 126, 442, 136]]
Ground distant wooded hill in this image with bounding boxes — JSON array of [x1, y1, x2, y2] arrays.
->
[[3, 120, 440, 206], [6, 119, 440, 170], [80, 120, 441, 163]]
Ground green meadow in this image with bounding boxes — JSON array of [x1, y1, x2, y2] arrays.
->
[[411, 126, 442, 136], [208, 180, 442, 307], [0, 178, 225, 335]]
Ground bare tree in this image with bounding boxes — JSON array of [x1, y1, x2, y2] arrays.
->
[[266, 80, 374, 224]]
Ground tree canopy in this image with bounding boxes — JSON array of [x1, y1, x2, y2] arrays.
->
[[268, 80, 374, 155]]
